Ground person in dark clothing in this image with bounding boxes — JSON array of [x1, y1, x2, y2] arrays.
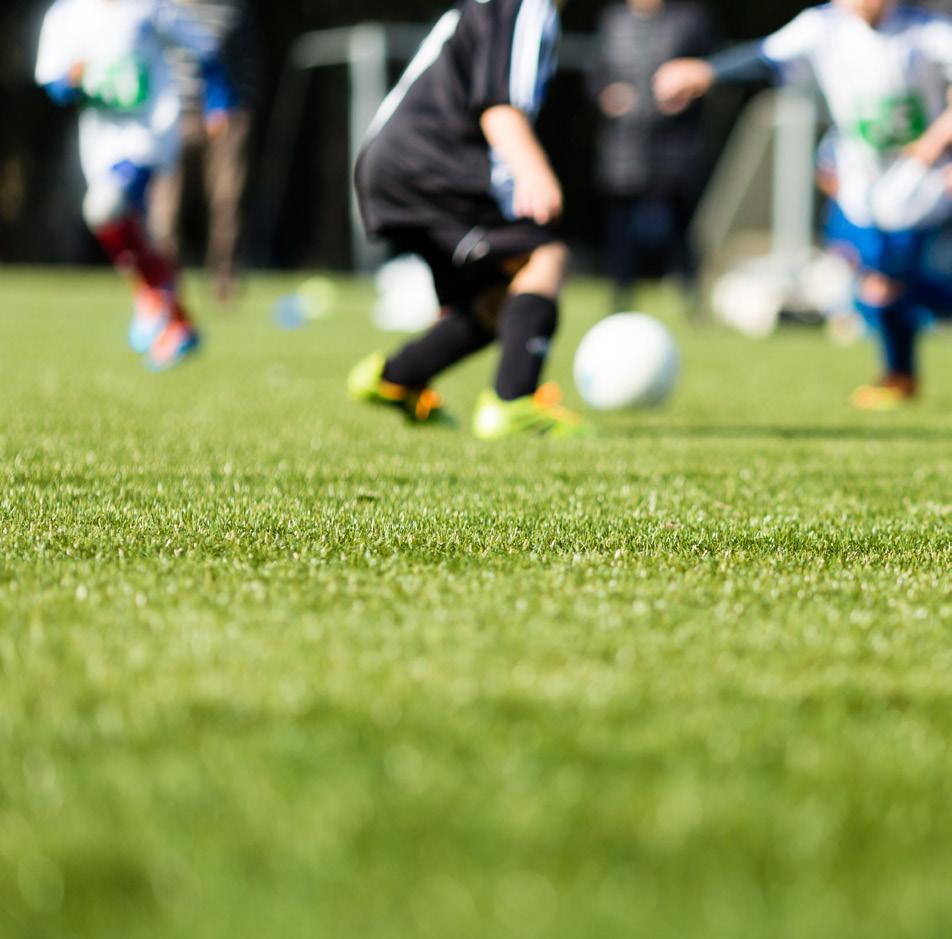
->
[[590, 0, 715, 310], [349, 0, 588, 440], [150, 0, 262, 304]]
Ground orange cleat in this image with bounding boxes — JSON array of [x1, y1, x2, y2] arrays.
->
[[146, 318, 200, 371], [129, 287, 171, 354]]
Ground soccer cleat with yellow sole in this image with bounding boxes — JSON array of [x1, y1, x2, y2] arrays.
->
[[850, 373, 918, 412], [347, 353, 455, 426], [471, 384, 592, 440]]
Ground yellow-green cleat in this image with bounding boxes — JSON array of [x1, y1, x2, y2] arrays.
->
[[347, 353, 456, 426], [850, 373, 918, 412], [471, 384, 592, 440]]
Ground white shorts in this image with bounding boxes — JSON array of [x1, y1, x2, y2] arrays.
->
[[78, 92, 183, 183]]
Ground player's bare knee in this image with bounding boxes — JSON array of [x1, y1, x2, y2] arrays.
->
[[858, 272, 902, 307], [510, 242, 570, 298]]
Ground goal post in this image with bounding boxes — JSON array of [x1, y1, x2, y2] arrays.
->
[[692, 87, 819, 269]]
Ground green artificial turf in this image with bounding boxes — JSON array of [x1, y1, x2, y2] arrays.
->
[[1, 267, 950, 939]]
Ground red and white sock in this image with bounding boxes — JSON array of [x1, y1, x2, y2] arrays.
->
[[95, 215, 190, 324]]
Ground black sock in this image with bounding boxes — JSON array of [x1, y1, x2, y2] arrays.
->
[[494, 293, 558, 401], [879, 303, 919, 377], [383, 309, 494, 389]]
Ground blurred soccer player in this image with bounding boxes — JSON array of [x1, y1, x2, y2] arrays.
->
[[150, 0, 260, 305], [349, 0, 589, 439], [655, 0, 952, 410], [36, 0, 233, 370]]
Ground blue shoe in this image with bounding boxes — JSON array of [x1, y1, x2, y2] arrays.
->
[[146, 320, 200, 371], [129, 288, 170, 354]]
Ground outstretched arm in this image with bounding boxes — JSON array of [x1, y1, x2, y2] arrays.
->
[[654, 43, 779, 115], [655, 9, 823, 115], [653, 58, 715, 116]]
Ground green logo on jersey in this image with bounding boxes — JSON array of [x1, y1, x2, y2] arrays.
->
[[854, 94, 927, 152], [82, 57, 150, 113]]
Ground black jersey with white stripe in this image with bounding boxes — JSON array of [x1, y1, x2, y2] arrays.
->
[[356, 0, 561, 237]]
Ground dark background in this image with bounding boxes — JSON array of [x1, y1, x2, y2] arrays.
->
[[0, 0, 813, 269]]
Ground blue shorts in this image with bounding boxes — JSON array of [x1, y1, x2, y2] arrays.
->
[[824, 203, 929, 280], [825, 203, 952, 317], [110, 161, 153, 214]]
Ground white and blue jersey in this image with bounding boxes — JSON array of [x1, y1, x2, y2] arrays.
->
[[36, 0, 232, 184], [357, 0, 561, 236], [757, 3, 952, 233]]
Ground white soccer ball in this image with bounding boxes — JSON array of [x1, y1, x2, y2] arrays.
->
[[573, 313, 680, 411], [372, 255, 440, 333], [711, 266, 784, 338]]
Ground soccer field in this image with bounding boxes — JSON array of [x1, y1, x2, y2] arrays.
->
[[2, 268, 951, 938]]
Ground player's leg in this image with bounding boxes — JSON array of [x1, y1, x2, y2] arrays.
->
[[149, 112, 204, 268], [86, 163, 177, 355], [494, 241, 567, 400], [604, 195, 638, 312], [148, 163, 185, 270], [370, 232, 568, 401], [348, 219, 587, 436], [851, 271, 921, 410], [349, 304, 493, 425], [827, 214, 923, 409], [203, 110, 251, 304], [84, 161, 198, 369], [846, 223, 931, 409], [348, 230, 491, 424], [668, 189, 699, 298], [381, 305, 497, 389], [472, 240, 589, 439], [87, 165, 174, 294]]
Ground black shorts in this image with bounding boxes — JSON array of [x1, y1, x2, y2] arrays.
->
[[383, 218, 557, 308], [355, 153, 557, 307]]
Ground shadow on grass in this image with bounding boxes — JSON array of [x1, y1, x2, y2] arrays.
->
[[610, 424, 952, 443]]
